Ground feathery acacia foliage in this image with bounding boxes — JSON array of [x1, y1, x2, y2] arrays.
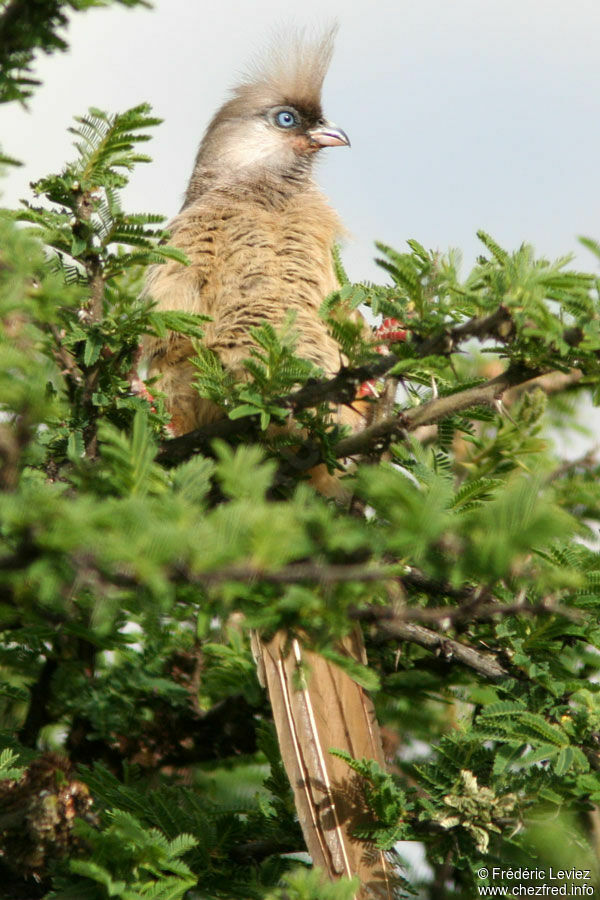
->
[[2, 6, 600, 900]]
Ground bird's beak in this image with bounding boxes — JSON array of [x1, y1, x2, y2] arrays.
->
[[307, 121, 351, 148]]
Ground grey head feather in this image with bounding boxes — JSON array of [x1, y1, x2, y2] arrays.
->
[[232, 24, 337, 114], [183, 25, 339, 207]]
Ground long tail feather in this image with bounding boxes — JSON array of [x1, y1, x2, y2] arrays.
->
[[254, 629, 394, 899]]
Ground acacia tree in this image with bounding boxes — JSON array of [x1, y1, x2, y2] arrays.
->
[[1, 4, 600, 899]]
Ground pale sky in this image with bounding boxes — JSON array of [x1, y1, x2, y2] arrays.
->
[[2, 0, 599, 453]]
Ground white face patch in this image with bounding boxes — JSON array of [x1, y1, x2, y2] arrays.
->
[[213, 119, 298, 173]]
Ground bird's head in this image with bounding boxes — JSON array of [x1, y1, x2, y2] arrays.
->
[[188, 27, 349, 195]]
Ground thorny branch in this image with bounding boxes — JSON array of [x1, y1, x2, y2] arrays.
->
[[333, 366, 534, 460], [351, 595, 580, 628], [157, 363, 541, 467], [349, 586, 580, 680], [156, 291, 596, 468], [155, 305, 527, 464], [9, 542, 577, 624], [72, 188, 106, 457], [281, 305, 517, 414], [374, 620, 509, 681], [49, 323, 83, 394], [3, 560, 575, 687], [505, 369, 583, 405], [413, 304, 515, 357], [185, 561, 400, 585], [74, 190, 104, 324]]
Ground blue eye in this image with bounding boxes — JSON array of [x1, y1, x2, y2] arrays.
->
[[275, 110, 297, 128]]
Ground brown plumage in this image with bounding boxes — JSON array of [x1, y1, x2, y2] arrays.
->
[[143, 28, 393, 898], [144, 29, 352, 435]]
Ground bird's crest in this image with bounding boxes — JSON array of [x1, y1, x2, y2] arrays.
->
[[230, 25, 337, 113]]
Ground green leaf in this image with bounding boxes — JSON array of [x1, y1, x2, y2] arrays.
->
[[84, 331, 103, 366], [320, 646, 381, 692]]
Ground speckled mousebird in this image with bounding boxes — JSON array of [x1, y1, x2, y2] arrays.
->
[[143, 28, 394, 899]]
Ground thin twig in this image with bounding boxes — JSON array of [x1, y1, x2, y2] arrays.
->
[[352, 596, 581, 627], [160, 561, 402, 587], [544, 445, 599, 484], [49, 324, 83, 387]]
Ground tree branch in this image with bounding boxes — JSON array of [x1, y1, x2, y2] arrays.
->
[[156, 291, 593, 470], [17, 657, 58, 747], [48, 323, 83, 397], [282, 305, 516, 414], [415, 305, 515, 357], [230, 837, 303, 864], [158, 364, 539, 468], [332, 367, 532, 460], [191, 561, 400, 585], [504, 368, 584, 404], [102, 560, 402, 590], [282, 354, 400, 411], [352, 586, 580, 680], [155, 300, 538, 467], [157, 415, 258, 466], [352, 595, 580, 628], [372, 619, 509, 681]]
